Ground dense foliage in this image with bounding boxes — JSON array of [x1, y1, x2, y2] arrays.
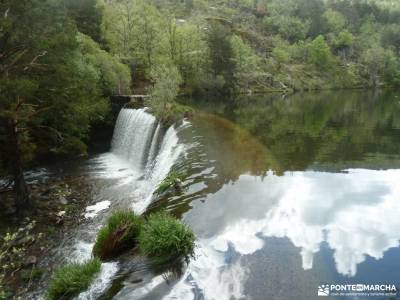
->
[[100, 0, 400, 93], [0, 0, 128, 209]]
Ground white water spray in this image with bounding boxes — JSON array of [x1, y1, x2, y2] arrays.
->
[[71, 108, 185, 298]]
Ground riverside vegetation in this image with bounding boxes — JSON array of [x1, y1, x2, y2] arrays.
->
[[92, 210, 195, 264], [44, 209, 195, 299], [154, 170, 185, 195], [45, 259, 101, 300], [92, 211, 143, 261], [139, 212, 196, 264]]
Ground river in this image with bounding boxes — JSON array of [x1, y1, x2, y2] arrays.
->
[[37, 90, 400, 300]]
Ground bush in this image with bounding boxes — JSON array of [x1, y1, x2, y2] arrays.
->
[[154, 170, 185, 195], [92, 210, 143, 261], [139, 212, 195, 263], [45, 259, 101, 300]]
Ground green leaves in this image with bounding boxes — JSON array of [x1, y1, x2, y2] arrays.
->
[[308, 35, 335, 70], [149, 64, 182, 103], [77, 33, 131, 95]]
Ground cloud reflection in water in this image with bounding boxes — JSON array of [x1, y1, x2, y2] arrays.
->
[[170, 168, 400, 299]]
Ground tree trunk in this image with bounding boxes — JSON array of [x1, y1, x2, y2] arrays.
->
[[8, 119, 32, 212]]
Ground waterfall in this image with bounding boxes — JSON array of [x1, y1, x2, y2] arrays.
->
[[111, 108, 158, 170], [145, 122, 163, 170], [109, 108, 185, 211], [34, 108, 187, 300]]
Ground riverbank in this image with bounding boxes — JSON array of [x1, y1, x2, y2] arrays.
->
[[0, 169, 94, 299]]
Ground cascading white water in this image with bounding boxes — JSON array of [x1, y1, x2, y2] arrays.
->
[[146, 122, 163, 170], [68, 108, 186, 299], [111, 108, 158, 170], [109, 108, 184, 206]]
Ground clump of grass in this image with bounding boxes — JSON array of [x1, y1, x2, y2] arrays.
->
[[154, 170, 184, 195], [92, 210, 143, 261], [139, 212, 195, 264], [45, 258, 101, 300]]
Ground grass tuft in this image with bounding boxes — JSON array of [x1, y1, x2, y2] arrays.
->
[[154, 170, 184, 195], [139, 212, 195, 264], [45, 258, 101, 300], [92, 210, 143, 261]]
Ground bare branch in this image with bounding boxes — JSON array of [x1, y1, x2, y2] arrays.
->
[[23, 105, 53, 121], [4, 49, 27, 72], [23, 50, 48, 71], [16, 124, 63, 141], [14, 96, 25, 112]]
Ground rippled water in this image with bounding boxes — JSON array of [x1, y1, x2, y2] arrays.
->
[[36, 90, 400, 300]]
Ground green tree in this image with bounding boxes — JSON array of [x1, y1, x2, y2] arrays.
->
[[148, 64, 182, 118], [77, 33, 131, 95], [361, 45, 388, 87], [66, 0, 104, 43], [332, 30, 354, 60], [323, 9, 346, 33], [265, 16, 310, 43], [206, 22, 237, 93], [163, 20, 208, 89], [231, 35, 261, 88], [381, 24, 400, 55], [308, 35, 334, 70], [101, 0, 162, 72], [295, 0, 326, 37], [0, 0, 108, 210], [272, 48, 290, 69]]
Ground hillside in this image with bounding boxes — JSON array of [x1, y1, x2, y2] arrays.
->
[[93, 0, 400, 94]]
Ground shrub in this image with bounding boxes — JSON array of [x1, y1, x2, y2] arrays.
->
[[45, 259, 101, 300], [139, 212, 195, 263], [154, 170, 185, 195], [92, 210, 143, 261]]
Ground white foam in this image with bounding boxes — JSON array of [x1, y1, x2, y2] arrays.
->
[[70, 241, 94, 263], [84, 200, 111, 219], [76, 262, 119, 300]]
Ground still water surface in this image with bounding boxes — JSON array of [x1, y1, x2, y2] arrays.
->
[[146, 90, 400, 300]]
